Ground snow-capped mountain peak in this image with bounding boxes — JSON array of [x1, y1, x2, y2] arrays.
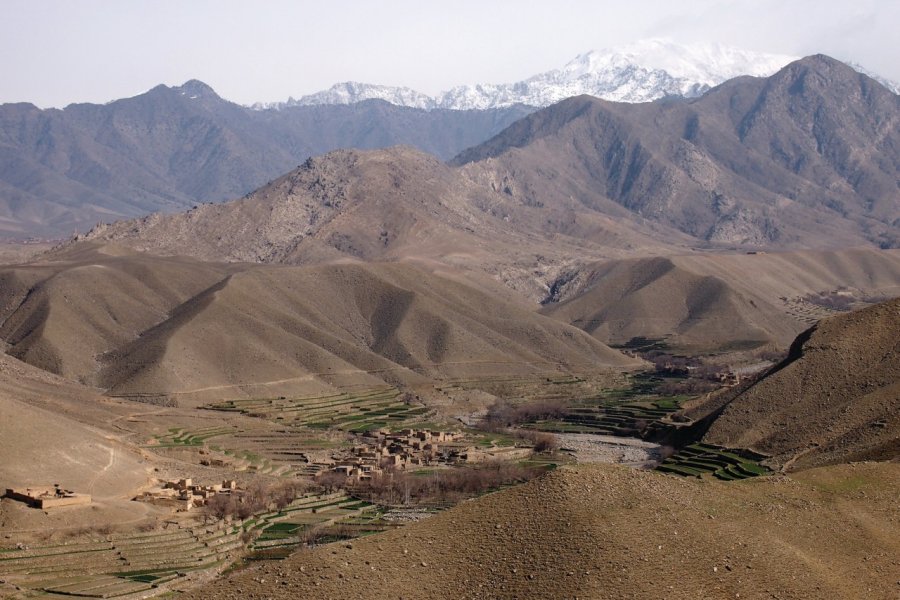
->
[[590, 39, 794, 85], [429, 39, 797, 109], [254, 40, 895, 111], [295, 82, 436, 110], [253, 82, 437, 110]]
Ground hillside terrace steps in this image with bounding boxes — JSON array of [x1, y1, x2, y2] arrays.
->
[[657, 443, 771, 480], [0, 522, 242, 597]]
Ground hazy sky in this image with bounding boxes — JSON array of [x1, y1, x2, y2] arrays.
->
[[2, 0, 898, 107]]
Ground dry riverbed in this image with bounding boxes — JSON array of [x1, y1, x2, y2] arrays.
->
[[556, 433, 663, 467]]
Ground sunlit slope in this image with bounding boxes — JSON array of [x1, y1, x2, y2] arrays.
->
[[542, 249, 900, 350], [99, 262, 639, 403]]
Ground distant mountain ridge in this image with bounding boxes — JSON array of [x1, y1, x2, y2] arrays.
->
[[83, 56, 900, 296], [1, 45, 897, 241], [259, 40, 799, 110], [0, 85, 530, 238]]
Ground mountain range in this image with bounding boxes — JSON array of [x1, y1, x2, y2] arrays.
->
[[86, 56, 900, 262], [0, 85, 530, 238], [72, 55, 900, 354], [258, 40, 798, 110], [1, 52, 899, 367], [5, 41, 896, 241]]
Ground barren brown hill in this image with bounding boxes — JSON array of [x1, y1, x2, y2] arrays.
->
[[100, 262, 640, 404], [80, 145, 684, 299], [0, 351, 151, 509], [187, 462, 900, 600], [696, 297, 900, 470], [0, 243, 238, 383], [541, 248, 900, 351], [0, 245, 639, 402], [455, 55, 900, 249]]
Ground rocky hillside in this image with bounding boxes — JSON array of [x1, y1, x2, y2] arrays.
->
[[80, 145, 685, 299], [185, 462, 900, 600], [698, 297, 900, 469]]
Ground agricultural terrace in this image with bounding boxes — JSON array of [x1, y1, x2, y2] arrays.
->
[[0, 491, 393, 597], [204, 386, 432, 431], [657, 443, 771, 480], [0, 522, 241, 597], [487, 372, 691, 439]]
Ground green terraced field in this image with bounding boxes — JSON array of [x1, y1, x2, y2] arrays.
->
[[0, 491, 383, 596], [243, 493, 387, 558], [151, 425, 237, 448], [204, 387, 433, 432], [657, 443, 771, 481], [525, 398, 683, 437]]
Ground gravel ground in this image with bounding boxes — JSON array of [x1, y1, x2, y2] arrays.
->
[[557, 433, 664, 467]]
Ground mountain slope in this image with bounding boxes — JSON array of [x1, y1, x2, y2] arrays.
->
[[0, 245, 639, 403], [697, 297, 900, 469], [454, 55, 900, 249], [101, 262, 638, 404], [0, 85, 530, 238], [541, 249, 900, 351]]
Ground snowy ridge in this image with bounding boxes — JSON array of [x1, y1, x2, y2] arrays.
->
[[252, 82, 436, 110], [255, 40, 800, 111], [439, 40, 796, 109], [846, 62, 900, 94]]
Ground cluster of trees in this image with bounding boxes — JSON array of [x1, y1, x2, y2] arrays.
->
[[645, 353, 703, 376], [653, 377, 719, 396], [349, 462, 541, 506], [480, 398, 568, 429], [204, 480, 310, 520], [519, 430, 559, 452]]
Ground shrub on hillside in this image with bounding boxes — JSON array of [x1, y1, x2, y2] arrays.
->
[[518, 430, 559, 452]]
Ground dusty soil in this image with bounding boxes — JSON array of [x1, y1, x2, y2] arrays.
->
[[187, 462, 900, 600], [0, 242, 54, 264]]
